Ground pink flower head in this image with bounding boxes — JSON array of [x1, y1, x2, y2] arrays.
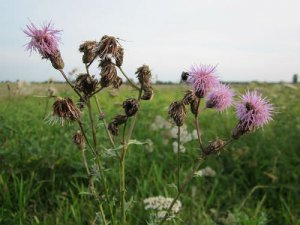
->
[[188, 65, 219, 98], [206, 84, 234, 112], [235, 90, 273, 131], [23, 22, 61, 58]]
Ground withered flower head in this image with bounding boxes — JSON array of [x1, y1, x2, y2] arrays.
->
[[182, 90, 196, 105], [73, 130, 85, 149], [190, 99, 199, 115], [123, 98, 139, 117], [203, 139, 226, 156], [168, 101, 186, 126], [79, 41, 97, 64], [115, 46, 124, 67], [113, 76, 123, 89], [95, 35, 119, 59], [75, 74, 98, 95], [53, 97, 81, 121], [99, 58, 117, 87], [108, 115, 128, 136], [141, 86, 154, 100], [135, 65, 151, 85]]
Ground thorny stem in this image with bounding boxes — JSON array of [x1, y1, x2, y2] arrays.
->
[[118, 66, 140, 90], [158, 140, 234, 225], [58, 69, 82, 99], [94, 96, 116, 148], [126, 86, 143, 141], [120, 121, 128, 225], [195, 99, 204, 151], [177, 126, 181, 191]]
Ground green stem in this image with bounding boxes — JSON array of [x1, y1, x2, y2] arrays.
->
[[94, 96, 116, 148], [195, 99, 204, 151], [86, 99, 98, 154], [177, 126, 181, 190], [118, 66, 140, 90]]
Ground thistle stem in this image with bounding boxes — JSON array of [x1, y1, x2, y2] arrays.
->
[[86, 99, 98, 154], [94, 96, 116, 148], [177, 126, 181, 190], [195, 99, 204, 151], [58, 69, 82, 99], [118, 66, 140, 90], [120, 121, 128, 225]]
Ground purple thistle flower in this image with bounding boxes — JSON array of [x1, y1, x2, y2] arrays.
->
[[233, 91, 273, 139], [188, 65, 219, 98], [206, 84, 234, 112], [23, 22, 61, 58]]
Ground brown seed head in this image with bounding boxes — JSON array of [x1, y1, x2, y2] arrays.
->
[[135, 65, 151, 85], [73, 130, 85, 149], [168, 101, 186, 126], [49, 51, 64, 70], [115, 46, 124, 67], [99, 58, 117, 87], [190, 99, 199, 115], [112, 76, 123, 89], [182, 90, 196, 105], [75, 74, 98, 95], [79, 41, 97, 64], [141, 86, 154, 100], [108, 115, 128, 136], [203, 139, 226, 156], [123, 98, 139, 117], [53, 97, 81, 121], [95, 35, 120, 59]]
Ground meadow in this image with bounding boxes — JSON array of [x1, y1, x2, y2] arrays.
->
[[0, 82, 299, 225]]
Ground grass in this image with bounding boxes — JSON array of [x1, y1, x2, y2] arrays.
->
[[0, 82, 299, 225]]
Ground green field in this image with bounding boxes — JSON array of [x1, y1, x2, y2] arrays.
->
[[0, 82, 299, 225]]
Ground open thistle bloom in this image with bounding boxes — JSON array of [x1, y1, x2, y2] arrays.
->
[[188, 65, 219, 98], [23, 22, 64, 69], [206, 84, 234, 112], [232, 91, 273, 139]]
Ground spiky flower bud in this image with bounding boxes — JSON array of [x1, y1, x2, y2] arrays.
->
[[115, 46, 124, 67], [73, 131, 85, 149], [123, 98, 139, 117], [79, 41, 97, 64], [75, 74, 98, 95], [182, 90, 196, 105], [203, 139, 226, 156], [168, 101, 186, 126], [53, 97, 81, 121]]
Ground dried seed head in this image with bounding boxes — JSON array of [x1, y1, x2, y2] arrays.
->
[[79, 41, 97, 64], [141, 86, 154, 100], [115, 46, 124, 67], [53, 97, 81, 121], [181, 71, 189, 82], [95, 35, 119, 59], [99, 58, 117, 87], [49, 51, 64, 70], [112, 76, 123, 89], [75, 74, 98, 95], [168, 101, 186, 126], [203, 139, 226, 156], [135, 65, 151, 85], [108, 115, 128, 136], [123, 98, 139, 117], [182, 90, 196, 105], [190, 99, 199, 115], [108, 122, 119, 136], [73, 130, 85, 149]]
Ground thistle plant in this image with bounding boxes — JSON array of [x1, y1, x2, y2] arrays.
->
[[24, 21, 274, 225], [24, 21, 153, 225]]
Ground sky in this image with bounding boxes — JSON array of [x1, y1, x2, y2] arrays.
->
[[1, 0, 300, 82]]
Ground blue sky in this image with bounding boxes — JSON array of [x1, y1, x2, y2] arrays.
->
[[1, 0, 299, 82]]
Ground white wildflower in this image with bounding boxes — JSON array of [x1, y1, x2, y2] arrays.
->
[[172, 142, 186, 153], [194, 166, 216, 177]]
